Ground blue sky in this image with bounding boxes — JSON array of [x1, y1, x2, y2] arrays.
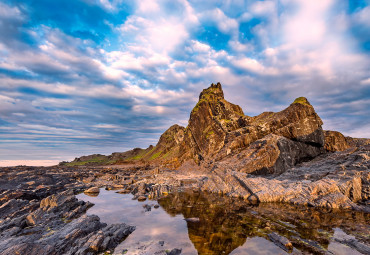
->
[[0, 0, 370, 166]]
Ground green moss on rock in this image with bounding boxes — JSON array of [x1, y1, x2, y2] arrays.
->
[[293, 97, 310, 106]]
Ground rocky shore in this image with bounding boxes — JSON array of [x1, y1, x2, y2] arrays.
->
[[0, 164, 369, 254]]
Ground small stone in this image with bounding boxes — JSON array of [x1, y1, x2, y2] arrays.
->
[[84, 187, 100, 194], [137, 196, 147, 202]]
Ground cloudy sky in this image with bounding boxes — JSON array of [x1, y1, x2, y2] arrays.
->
[[0, 0, 369, 166]]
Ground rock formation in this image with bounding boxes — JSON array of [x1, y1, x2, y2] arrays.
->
[[164, 82, 327, 175], [63, 82, 362, 178]]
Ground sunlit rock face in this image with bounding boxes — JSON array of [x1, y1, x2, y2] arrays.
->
[[179, 82, 244, 163], [171, 82, 326, 174], [64, 82, 355, 176]]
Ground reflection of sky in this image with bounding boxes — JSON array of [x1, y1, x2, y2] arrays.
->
[[230, 237, 288, 255], [77, 189, 198, 254], [77, 189, 364, 255], [77, 189, 290, 255]]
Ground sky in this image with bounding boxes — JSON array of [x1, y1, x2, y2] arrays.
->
[[0, 0, 370, 166]]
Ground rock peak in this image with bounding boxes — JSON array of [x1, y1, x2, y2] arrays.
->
[[199, 82, 224, 101], [292, 97, 311, 106]]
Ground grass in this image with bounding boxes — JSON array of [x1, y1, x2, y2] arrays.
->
[[64, 156, 110, 166], [150, 151, 162, 160]]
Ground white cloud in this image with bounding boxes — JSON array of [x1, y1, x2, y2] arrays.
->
[[0, 2, 22, 19], [282, 0, 334, 48], [201, 8, 239, 35], [229, 40, 253, 52], [232, 57, 278, 75], [132, 105, 177, 115], [190, 40, 211, 53], [250, 1, 276, 16], [352, 6, 370, 27], [137, 0, 160, 14], [360, 78, 370, 85], [92, 124, 121, 129], [31, 98, 74, 108]]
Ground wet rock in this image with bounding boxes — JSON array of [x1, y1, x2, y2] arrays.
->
[[84, 187, 100, 194], [268, 232, 293, 252]]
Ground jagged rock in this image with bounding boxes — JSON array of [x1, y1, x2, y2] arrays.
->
[[148, 124, 185, 161], [0, 184, 135, 255], [146, 82, 326, 175], [324, 130, 350, 152], [179, 82, 244, 163]]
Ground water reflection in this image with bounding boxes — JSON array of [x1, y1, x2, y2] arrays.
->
[[77, 189, 369, 255], [159, 191, 369, 255]]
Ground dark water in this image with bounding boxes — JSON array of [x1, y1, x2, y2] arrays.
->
[[77, 189, 369, 255]]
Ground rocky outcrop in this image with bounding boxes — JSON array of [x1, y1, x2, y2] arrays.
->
[[143, 124, 185, 162], [60, 82, 367, 178], [324, 130, 350, 152], [179, 83, 244, 163], [161, 83, 325, 175]]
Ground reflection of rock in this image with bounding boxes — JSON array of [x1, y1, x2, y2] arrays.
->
[[184, 217, 200, 223], [143, 204, 151, 212], [167, 248, 182, 255], [158, 191, 369, 255], [268, 232, 292, 252], [137, 195, 146, 202]]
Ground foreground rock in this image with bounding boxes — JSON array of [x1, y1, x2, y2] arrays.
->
[[0, 168, 135, 255]]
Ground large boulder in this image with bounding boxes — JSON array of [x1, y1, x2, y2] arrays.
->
[[324, 130, 350, 152]]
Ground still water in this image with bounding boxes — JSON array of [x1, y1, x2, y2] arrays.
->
[[77, 189, 369, 255]]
